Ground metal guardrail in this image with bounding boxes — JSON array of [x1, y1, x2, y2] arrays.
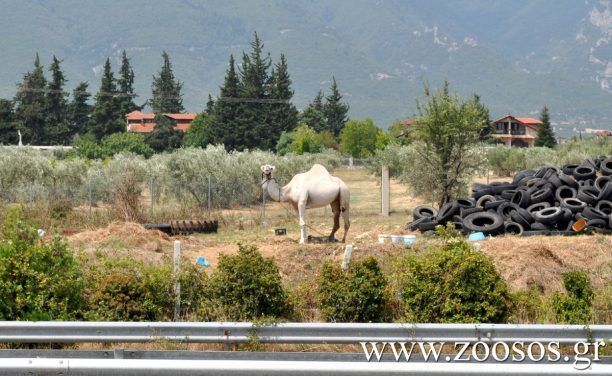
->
[[0, 322, 610, 344], [0, 357, 610, 375]]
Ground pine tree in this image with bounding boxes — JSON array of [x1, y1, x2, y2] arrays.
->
[[269, 54, 298, 141], [0, 99, 16, 145], [45, 56, 70, 144], [299, 90, 327, 132], [89, 58, 123, 140], [117, 50, 138, 116], [209, 54, 242, 148], [323, 77, 349, 136], [206, 94, 214, 114], [238, 32, 272, 150], [312, 90, 324, 112], [535, 105, 557, 148], [14, 54, 47, 144], [150, 51, 184, 114], [69, 82, 92, 137]]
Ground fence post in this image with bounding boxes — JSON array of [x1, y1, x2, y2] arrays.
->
[[173, 240, 181, 321], [28, 182, 33, 204], [341, 244, 353, 270], [261, 185, 267, 226], [381, 165, 390, 217], [149, 176, 154, 213], [87, 178, 92, 219], [207, 175, 212, 217]]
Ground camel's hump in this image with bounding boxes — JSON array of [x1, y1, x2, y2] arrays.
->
[[307, 164, 331, 175]]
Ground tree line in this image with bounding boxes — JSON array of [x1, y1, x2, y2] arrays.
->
[[0, 32, 351, 153]]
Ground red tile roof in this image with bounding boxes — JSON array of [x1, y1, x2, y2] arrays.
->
[[126, 110, 155, 120], [165, 113, 197, 120], [491, 115, 542, 130], [404, 119, 414, 125]]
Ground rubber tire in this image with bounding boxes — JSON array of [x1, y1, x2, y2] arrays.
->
[[456, 198, 475, 209], [595, 200, 612, 215], [594, 176, 612, 192], [586, 218, 608, 229], [530, 187, 553, 204], [436, 201, 460, 225], [533, 207, 564, 224], [463, 211, 505, 235], [600, 157, 612, 176], [531, 222, 549, 231], [573, 165, 596, 181], [413, 205, 438, 221], [560, 198, 587, 213], [500, 190, 517, 200], [555, 186, 577, 202], [406, 216, 429, 231], [484, 200, 505, 210], [475, 194, 496, 208], [577, 187, 599, 205], [510, 210, 531, 230], [582, 206, 608, 221], [558, 173, 578, 189], [511, 190, 531, 208], [527, 202, 551, 215], [597, 182, 612, 201], [562, 164, 579, 175], [417, 220, 437, 232], [504, 221, 524, 235]]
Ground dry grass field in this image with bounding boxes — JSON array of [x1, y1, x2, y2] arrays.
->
[[67, 167, 611, 298]]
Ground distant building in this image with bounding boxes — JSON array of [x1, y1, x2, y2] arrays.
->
[[125, 111, 197, 133], [491, 115, 542, 148]]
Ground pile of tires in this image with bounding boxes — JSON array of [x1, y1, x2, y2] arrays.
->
[[406, 156, 612, 236]]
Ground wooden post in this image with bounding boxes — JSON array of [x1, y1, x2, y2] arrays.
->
[[341, 244, 353, 270], [173, 240, 181, 321], [381, 165, 390, 217]]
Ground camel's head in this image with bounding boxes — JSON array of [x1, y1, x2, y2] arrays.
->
[[260, 164, 275, 184]]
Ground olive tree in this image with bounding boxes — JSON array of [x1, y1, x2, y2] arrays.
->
[[410, 83, 489, 206]]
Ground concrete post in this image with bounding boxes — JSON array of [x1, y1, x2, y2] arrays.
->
[[173, 240, 181, 321], [381, 165, 390, 217]]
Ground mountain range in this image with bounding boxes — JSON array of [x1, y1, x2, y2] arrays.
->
[[2, 0, 612, 135]]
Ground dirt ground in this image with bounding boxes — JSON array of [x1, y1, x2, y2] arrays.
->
[[68, 168, 612, 294]]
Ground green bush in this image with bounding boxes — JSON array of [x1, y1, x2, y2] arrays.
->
[[205, 244, 288, 320], [316, 256, 390, 322], [553, 270, 594, 324], [340, 118, 380, 158], [0, 207, 84, 320], [392, 235, 511, 323], [83, 253, 207, 321]]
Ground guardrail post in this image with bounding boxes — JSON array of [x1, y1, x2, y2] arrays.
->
[[173, 241, 181, 321]]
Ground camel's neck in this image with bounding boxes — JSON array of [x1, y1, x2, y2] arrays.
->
[[265, 179, 288, 202]]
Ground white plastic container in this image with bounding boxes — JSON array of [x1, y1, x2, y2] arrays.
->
[[402, 235, 416, 246], [390, 235, 402, 243]]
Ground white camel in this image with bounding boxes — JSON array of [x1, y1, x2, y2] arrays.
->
[[261, 164, 350, 244]]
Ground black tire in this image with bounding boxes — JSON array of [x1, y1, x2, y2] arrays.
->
[[436, 201, 460, 225], [530, 187, 553, 204], [562, 164, 579, 175], [521, 230, 551, 237], [555, 186, 577, 202], [586, 218, 608, 229], [491, 183, 516, 195], [476, 194, 496, 208], [417, 220, 437, 232], [595, 200, 612, 215], [573, 165, 596, 181], [406, 216, 429, 231], [413, 205, 438, 220], [533, 207, 564, 224], [463, 212, 505, 235], [561, 198, 587, 213], [582, 206, 608, 221], [546, 173, 563, 189], [511, 190, 531, 208], [456, 198, 475, 209], [500, 190, 517, 200], [143, 223, 173, 234], [460, 207, 483, 218], [510, 210, 531, 229], [594, 176, 612, 192], [527, 202, 551, 215], [597, 182, 612, 201], [513, 169, 535, 185], [578, 179, 594, 188], [472, 187, 494, 200], [531, 222, 549, 230], [601, 157, 612, 176], [497, 202, 519, 220], [558, 173, 578, 189], [504, 221, 524, 235], [484, 200, 505, 210], [577, 186, 599, 205]]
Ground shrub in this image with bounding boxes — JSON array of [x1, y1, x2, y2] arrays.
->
[[205, 244, 288, 320], [101, 132, 154, 158], [553, 270, 594, 324], [392, 233, 511, 323], [0, 207, 84, 320], [339, 118, 380, 158], [316, 257, 390, 322], [104, 153, 147, 221], [83, 253, 207, 321]]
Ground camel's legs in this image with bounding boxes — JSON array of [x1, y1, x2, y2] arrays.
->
[[329, 200, 340, 241], [341, 209, 350, 243], [298, 198, 308, 244]]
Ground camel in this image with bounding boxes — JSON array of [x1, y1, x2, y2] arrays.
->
[[261, 164, 350, 244]]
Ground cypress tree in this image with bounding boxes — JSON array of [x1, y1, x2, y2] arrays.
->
[[312, 90, 324, 112], [323, 77, 349, 136], [69, 82, 92, 137], [45, 56, 70, 144], [0, 99, 16, 145], [117, 50, 138, 116], [89, 58, 123, 140], [14, 54, 47, 144], [269, 54, 298, 141], [210, 54, 242, 149], [150, 51, 184, 114], [299, 90, 327, 132], [535, 105, 557, 148]]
